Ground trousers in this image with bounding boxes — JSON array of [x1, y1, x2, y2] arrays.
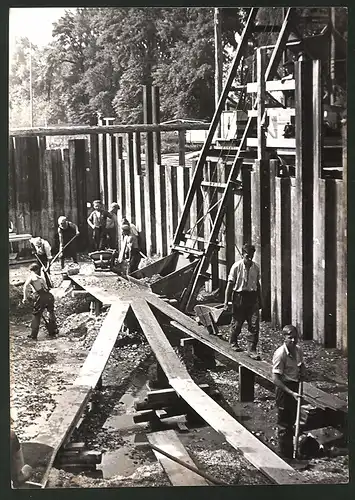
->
[[92, 227, 106, 251], [275, 380, 298, 458], [229, 291, 259, 350], [128, 248, 141, 274], [31, 290, 58, 338]]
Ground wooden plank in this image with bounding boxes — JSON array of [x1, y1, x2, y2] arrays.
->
[[247, 79, 295, 93], [10, 122, 211, 138], [69, 139, 88, 248], [26, 385, 93, 487], [145, 294, 347, 413], [62, 149, 72, 222], [68, 275, 119, 306], [246, 137, 295, 148], [257, 48, 266, 160], [13, 138, 30, 236], [277, 176, 291, 326], [313, 179, 326, 343], [98, 131, 107, 206], [147, 430, 209, 486], [133, 131, 142, 175], [293, 60, 314, 339], [154, 163, 167, 257], [248, 108, 296, 117], [8, 138, 17, 231], [89, 134, 100, 200], [106, 133, 114, 207], [336, 177, 347, 352], [27, 137, 41, 239], [124, 133, 134, 222], [131, 298, 304, 484], [143, 85, 156, 255], [324, 179, 337, 347], [74, 301, 131, 387]]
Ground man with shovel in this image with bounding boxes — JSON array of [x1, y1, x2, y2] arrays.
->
[[272, 325, 306, 459], [22, 263, 59, 340], [29, 236, 52, 271], [57, 216, 80, 269]]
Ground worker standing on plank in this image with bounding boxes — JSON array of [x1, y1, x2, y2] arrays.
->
[[22, 263, 59, 340], [105, 202, 120, 249], [272, 325, 306, 459], [121, 223, 141, 274], [30, 236, 52, 271], [57, 216, 80, 269], [87, 200, 113, 251], [223, 243, 262, 360]]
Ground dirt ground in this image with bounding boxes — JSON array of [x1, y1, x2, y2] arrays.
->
[[9, 256, 349, 487]]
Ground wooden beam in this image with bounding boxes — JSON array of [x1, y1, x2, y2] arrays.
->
[[147, 430, 209, 486], [246, 137, 295, 148], [145, 293, 347, 413], [247, 79, 295, 93], [9, 122, 211, 138], [131, 298, 304, 484]]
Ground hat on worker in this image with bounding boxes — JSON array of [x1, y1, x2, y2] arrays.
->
[[110, 202, 120, 210], [121, 224, 130, 231]]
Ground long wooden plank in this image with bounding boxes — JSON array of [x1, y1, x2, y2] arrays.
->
[[147, 430, 209, 486], [145, 294, 347, 413], [246, 78, 295, 93], [25, 385, 93, 487], [69, 275, 120, 305], [131, 299, 303, 484], [74, 301, 131, 388]]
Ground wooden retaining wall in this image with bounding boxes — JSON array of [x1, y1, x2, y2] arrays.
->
[[8, 120, 346, 351]]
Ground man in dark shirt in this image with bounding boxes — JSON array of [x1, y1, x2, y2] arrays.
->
[[57, 216, 80, 269]]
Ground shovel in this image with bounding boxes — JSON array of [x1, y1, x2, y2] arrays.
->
[[47, 233, 79, 271], [34, 254, 53, 289], [293, 379, 304, 459]]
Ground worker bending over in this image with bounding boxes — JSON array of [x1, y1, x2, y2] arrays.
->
[[224, 243, 262, 360], [121, 223, 141, 274], [30, 236, 52, 271], [272, 325, 306, 459], [58, 216, 79, 269], [87, 200, 112, 251], [23, 263, 58, 340]]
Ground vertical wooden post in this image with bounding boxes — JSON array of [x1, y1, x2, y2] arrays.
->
[[13, 138, 31, 236], [125, 133, 135, 223], [143, 85, 156, 255], [69, 139, 88, 249], [8, 138, 17, 231], [133, 132, 142, 175], [292, 60, 314, 338], [312, 59, 325, 344], [27, 137, 41, 239], [115, 135, 125, 214], [106, 133, 115, 207], [336, 120, 347, 352], [257, 48, 266, 161], [270, 159, 277, 327], [238, 366, 255, 402], [214, 7, 223, 138], [152, 86, 161, 166], [62, 149, 72, 223], [98, 115, 107, 205], [225, 163, 236, 282], [89, 134, 100, 200], [324, 179, 337, 347], [44, 149, 55, 246], [154, 163, 167, 257]]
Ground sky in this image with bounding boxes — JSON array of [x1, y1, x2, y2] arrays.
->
[[9, 7, 76, 52]]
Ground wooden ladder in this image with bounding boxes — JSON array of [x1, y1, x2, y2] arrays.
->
[[172, 8, 299, 312]]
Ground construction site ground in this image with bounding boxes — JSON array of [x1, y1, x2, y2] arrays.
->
[[9, 256, 349, 487]]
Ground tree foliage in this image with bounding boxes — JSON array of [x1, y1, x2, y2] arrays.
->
[[9, 6, 347, 128]]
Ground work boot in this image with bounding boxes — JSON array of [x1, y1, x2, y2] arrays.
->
[[247, 344, 261, 360], [230, 342, 243, 352]]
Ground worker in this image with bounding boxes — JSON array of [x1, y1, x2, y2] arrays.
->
[[30, 236, 52, 271], [22, 263, 59, 340], [120, 223, 141, 274], [105, 202, 120, 249], [272, 325, 306, 459], [58, 216, 80, 269], [87, 200, 113, 251], [10, 411, 33, 487], [223, 243, 262, 360], [121, 217, 139, 237]]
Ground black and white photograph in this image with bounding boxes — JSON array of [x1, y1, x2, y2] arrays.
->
[[8, 6, 348, 489]]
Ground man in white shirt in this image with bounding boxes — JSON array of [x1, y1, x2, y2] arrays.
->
[[30, 236, 52, 271], [224, 243, 261, 359], [22, 263, 58, 340], [272, 325, 306, 459]]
